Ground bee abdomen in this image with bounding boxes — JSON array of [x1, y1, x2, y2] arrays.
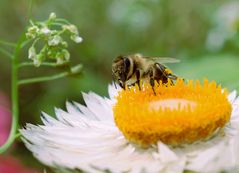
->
[[151, 63, 169, 83]]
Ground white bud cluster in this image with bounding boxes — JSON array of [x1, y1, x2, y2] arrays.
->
[[62, 24, 83, 43], [26, 25, 39, 39], [25, 12, 83, 66]]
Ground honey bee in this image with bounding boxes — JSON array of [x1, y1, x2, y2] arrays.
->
[[112, 53, 179, 94]]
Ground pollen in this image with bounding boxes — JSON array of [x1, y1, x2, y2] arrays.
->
[[113, 79, 232, 146], [165, 68, 172, 74]]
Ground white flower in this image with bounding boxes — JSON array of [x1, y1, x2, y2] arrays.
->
[[40, 27, 51, 36], [21, 86, 239, 173], [70, 35, 83, 43], [62, 24, 83, 43], [49, 12, 56, 20], [48, 35, 62, 46], [33, 58, 41, 67], [26, 25, 39, 39], [62, 24, 79, 35], [62, 49, 70, 61], [28, 46, 36, 60], [55, 49, 70, 65]]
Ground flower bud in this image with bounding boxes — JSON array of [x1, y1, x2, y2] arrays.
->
[[70, 35, 83, 43], [62, 24, 79, 35], [26, 25, 39, 39], [28, 46, 37, 60], [62, 49, 70, 61], [49, 12, 56, 21], [33, 57, 41, 67], [33, 53, 45, 67], [61, 41, 68, 48]]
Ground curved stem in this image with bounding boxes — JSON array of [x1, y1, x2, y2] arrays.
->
[[0, 47, 13, 59], [18, 61, 68, 68], [0, 39, 22, 153], [18, 64, 82, 85], [51, 22, 65, 27], [55, 18, 71, 24], [20, 39, 32, 49], [0, 40, 16, 47], [27, 0, 33, 21]]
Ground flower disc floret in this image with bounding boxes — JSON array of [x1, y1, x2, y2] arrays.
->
[[113, 80, 232, 146]]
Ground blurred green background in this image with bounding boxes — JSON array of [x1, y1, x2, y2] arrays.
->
[[0, 0, 239, 172]]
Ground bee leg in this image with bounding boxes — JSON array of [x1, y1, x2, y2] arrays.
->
[[136, 70, 141, 90], [112, 73, 117, 89], [128, 83, 136, 89], [119, 82, 125, 90], [167, 74, 178, 80], [148, 68, 156, 95], [113, 80, 117, 89], [150, 78, 156, 95]]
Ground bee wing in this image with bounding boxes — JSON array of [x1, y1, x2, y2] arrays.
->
[[144, 56, 180, 64]]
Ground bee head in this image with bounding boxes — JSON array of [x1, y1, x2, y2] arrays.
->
[[112, 55, 131, 89]]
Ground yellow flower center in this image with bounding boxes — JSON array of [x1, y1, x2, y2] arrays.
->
[[113, 80, 232, 146]]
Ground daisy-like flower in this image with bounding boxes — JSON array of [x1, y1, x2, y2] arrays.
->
[[21, 80, 239, 173]]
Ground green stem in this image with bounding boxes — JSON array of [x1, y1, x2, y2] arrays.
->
[[18, 64, 82, 85], [51, 22, 65, 27], [0, 40, 16, 47], [18, 62, 67, 68], [0, 47, 13, 59], [20, 39, 32, 49], [27, 0, 33, 21], [55, 18, 71, 24], [0, 39, 22, 153], [15, 133, 21, 140]]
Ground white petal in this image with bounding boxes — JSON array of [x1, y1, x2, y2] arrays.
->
[[73, 101, 98, 120], [40, 112, 65, 126], [162, 159, 186, 173], [21, 86, 239, 173], [155, 142, 178, 163], [186, 141, 225, 172], [21, 118, 126, 170], [108, 83, 120, 100], [228, 90, 237, 103], [228, 95, 239, 132], [234, 96, 239, 105], [22, 118, 167, 173], [21, 109, 171, 173], [231, 96, 239, 119], [82, 92, 114, 122]]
